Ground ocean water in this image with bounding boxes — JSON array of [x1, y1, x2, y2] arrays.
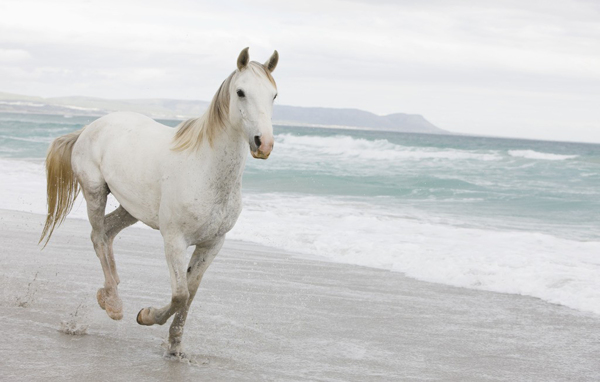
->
[[2, 112, 600, 315]]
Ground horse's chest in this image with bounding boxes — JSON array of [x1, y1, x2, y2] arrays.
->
[[207, 203, 240, 235], [185, 196, 242, 243]]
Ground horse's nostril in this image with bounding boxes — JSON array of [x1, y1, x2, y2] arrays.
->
[[254, 136, 261, 148]]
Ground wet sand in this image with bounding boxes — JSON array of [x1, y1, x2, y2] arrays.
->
[[0, 209, 598, 381]]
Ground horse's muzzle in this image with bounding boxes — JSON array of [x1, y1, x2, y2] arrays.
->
[[250, 135, 273, 159], [251, 148, 272, 159]]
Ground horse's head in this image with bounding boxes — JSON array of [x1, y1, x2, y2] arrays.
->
[[230, 47, 278, 160]]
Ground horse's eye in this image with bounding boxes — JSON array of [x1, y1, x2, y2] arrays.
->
[[273, 94, 277, 100], [237, 89, 245, 98]]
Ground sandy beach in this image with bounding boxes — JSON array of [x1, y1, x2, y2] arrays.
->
[[0, 209, 598, 381]]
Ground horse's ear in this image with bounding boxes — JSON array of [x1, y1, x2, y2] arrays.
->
[[237, 47, 250, 70], [264, 50, 279, 73]]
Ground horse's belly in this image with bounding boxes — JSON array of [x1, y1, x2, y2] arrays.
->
[[101, 147, 164, 229], [109, 186, 161, 229]]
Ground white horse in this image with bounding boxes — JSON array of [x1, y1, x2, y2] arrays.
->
[[39, 47, 279, 355]]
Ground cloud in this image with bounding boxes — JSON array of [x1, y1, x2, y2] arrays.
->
[[0, 48, 31, 62], [0, 0, 599, 142]]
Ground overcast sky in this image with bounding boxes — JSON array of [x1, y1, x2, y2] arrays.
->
[[1, 0, 599, 142]]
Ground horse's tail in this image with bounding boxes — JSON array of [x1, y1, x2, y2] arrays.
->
[[39, 127, 85, 247]]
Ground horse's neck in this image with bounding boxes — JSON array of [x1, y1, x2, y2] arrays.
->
[[200, 125, 248, 191]]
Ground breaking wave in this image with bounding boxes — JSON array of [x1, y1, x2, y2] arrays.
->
[[275, 134, 503, 162], [508, 150, 579, 161]]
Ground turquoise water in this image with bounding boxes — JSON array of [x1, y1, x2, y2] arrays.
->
[[2, 112, 600, 314], [247, 127, 600, 242]]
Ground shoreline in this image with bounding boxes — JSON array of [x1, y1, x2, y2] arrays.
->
[[1, 209, 599, 381]]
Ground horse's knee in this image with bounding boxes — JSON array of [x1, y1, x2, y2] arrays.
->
[[171, 290, 189, 308]]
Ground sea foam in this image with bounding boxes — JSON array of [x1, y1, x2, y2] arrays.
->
[[230, 193, 600, 315], [508, 150, 579, 161]]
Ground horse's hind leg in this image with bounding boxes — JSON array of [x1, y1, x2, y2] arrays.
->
[[103, 205, 138, 284], [95, 205, 137, 315], [82, 184, 124, 320]]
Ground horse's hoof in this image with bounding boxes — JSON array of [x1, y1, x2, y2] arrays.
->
[[96, 288, 106, 310], [137, 307, 153, 326], [164, 351, 187, 360], [98, 288, 123, 320], [106, 307, 123, 321]]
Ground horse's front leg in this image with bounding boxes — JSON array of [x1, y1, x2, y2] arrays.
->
[[137, 235, 190, 326], [167, 236, 225, 355]]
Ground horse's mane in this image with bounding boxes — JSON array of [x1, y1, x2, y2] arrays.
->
[[172, 62, 277, 151]]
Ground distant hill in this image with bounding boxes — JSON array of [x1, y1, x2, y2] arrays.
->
[[273, 105, 444, 133], [0, 91, 447, 134]]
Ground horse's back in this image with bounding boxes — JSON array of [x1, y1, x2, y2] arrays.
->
[[75, 112, 171, 161], [72, 112, 173, 227]]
